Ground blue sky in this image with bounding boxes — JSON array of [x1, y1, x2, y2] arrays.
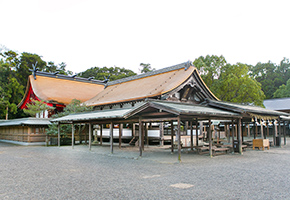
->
[[1, 0, 289, 73]]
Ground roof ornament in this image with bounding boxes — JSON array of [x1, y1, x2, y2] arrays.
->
[[88, 77, 95, 81], [184, 60, 192, 71], [71, 73, 78, 78], [53, 71, 59, 75], [102, 75, 110, 88], [29, 61, 39, 80]]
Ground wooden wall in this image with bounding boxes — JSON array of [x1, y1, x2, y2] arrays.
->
[[0, 126, 46, 143]]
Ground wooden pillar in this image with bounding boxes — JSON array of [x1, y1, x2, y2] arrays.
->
[[238, 119, 242, 154], [139, 118, 142, 157], [145, 123, 149, 147], [190, 121, 193, 151], [254, 119, 258, 139], [195, 119, 199, 147], [110, 122, 113, 154], [232, 120, 235, 152], [142, 123, 145, 151], [278, 118, 282, 147], [209, 119, 212, 157], [72, 124, 75, 149], [284, 121, 287, 145], [119, 123, 123, 149], [100, 124, 103, 145], [171, 121, 174, 153], [160, 122, 164, 146], [247, 124, 250, 138], [267, 121, 269, 138], [132, 123, 135, 137], [177, 117, 181, 162], [199, 121, 203, 142], [89, 123, 92, 151], [226, 123, 230, 143], [58, 122, 60, 147], [260, 119, 264, 139], [273, 120, 277, 146]]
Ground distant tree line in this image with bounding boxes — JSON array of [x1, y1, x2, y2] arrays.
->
[[0, 47, 289, 119]]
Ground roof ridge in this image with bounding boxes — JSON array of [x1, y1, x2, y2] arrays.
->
[[108, 61, 193, 86], [34, 71, 105, 85]]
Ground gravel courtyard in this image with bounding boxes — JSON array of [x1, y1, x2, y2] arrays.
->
[[1, 141, 290, 200]]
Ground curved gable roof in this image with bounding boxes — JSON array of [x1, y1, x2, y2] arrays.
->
[[19, 73, 104, 108], [85, 62, 218, 107]]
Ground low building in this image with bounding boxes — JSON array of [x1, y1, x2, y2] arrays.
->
[[264, 97, 290, 114], [0, 118, 51, 145]]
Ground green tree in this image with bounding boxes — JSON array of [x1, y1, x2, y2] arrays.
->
[[193, 55, 226, 88], [47, 99, 93, 136], [79, 66, 136, 81], [0, 58, 25, 119], [213, 63, 265, 106], [139, 63, 155, 73], [23, 99, 54, 117], [273, 79, 290, 98]]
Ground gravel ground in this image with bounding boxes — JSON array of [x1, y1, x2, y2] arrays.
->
[[1, 140, 290, 200]]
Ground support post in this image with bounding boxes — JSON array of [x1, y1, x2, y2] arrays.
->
[[142, 122, 145, 151], [177, 117, 181, 162], [232, 120, 235, 153], [227, 123, 230, 143], [255, 118, 257, 139], [273, 120, 277, 146], [139, 118, 142, 157], [247, 124, 250, 138], [72, 124, 75, 149], [89, 123, 92, 151], [284, 121, 287, 145], [278, 118, 281, 147], [110, 122, 113, 154], [171, 121, 174, 153], [160, 122, 164, 146], [260, 119, 264, 139], [190, 121, 193, 151], [58, 122, 60, 147], [100, 124, 103, 145], [209, 119, 212, 157], [238, 119, 242, 154], [267, 121, 270, 138], [145, 123, 149, 147], [132, 123, 135, 137], [119, 123, 123, 149], [196, 118, 199, 147]]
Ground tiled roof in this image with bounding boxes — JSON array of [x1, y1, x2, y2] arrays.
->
[[0, 118, 51, 127], [19, 73, 105, 107], [207, 99, 287, 117], [264, 98, 290, 111], [85, 62, 218, 107]]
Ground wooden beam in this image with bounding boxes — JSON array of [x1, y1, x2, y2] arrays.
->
[[226, 123, 230, 143], [255, 119, 257, 139], [139, 118, 142, 157], [177, 117, 181, 162], [132, 123, 135, 137], [171, 121, 174, 153], [58, 123, 60, 147], [209, 119, 212, 157], [110, 122, 113, 154], [89, 123, 92, 151], [142, 122, 145, 151], [267, 121, 269, 138]]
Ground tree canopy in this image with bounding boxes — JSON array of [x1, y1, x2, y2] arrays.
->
[[273, 79, 290, 98], [79, 66, 136, 81]]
